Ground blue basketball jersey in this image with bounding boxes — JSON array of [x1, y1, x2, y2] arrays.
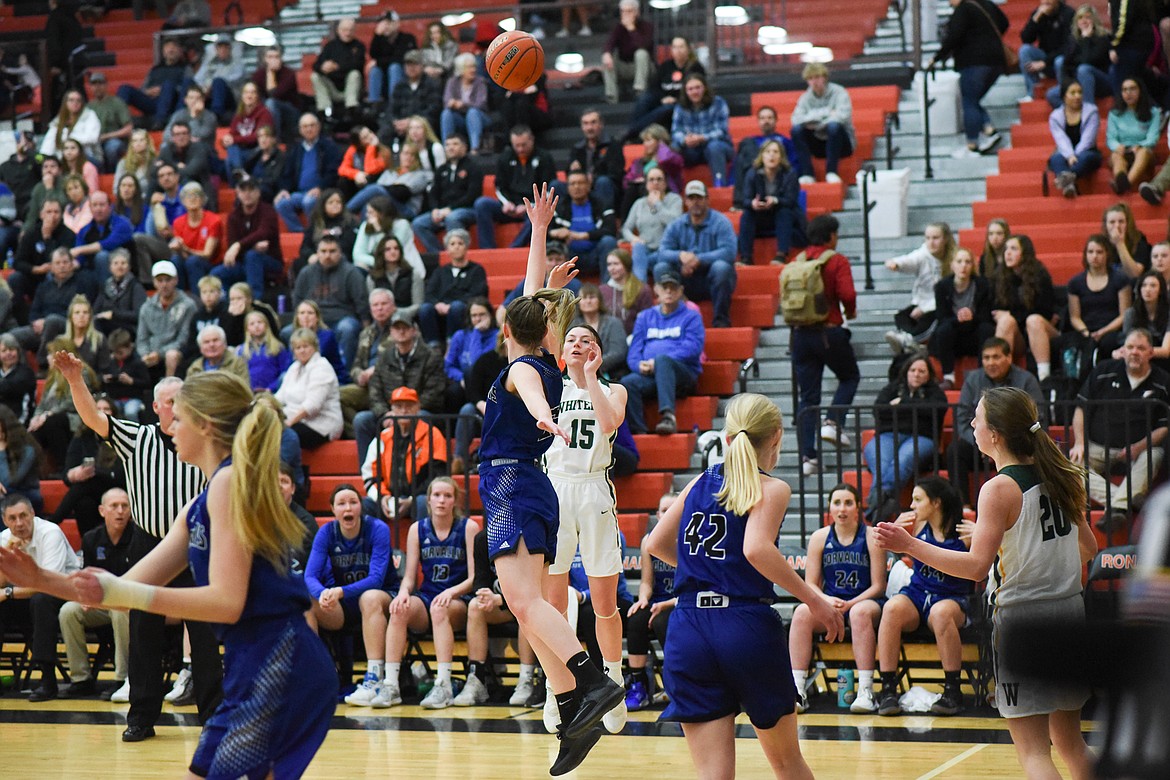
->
[[821, 523, 871, 600], [673, 465, 774, 602], [416, 516, 470, 600], [186, 459, 311, 642], [479, 350, 564, 462], [649, 555, 677, 604], [910, 525, 971, 598], [323, 517, 397, 591]]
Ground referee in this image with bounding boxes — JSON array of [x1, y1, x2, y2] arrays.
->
[[57, 350, 221, 743]]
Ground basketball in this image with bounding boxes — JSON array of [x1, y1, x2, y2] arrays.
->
[[485, 30, 545, 92]]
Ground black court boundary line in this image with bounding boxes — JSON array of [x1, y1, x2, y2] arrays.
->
[[0, 709, 1021, 744]]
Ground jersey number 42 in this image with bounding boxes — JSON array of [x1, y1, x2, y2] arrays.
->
[[684, 512, 728, 560]]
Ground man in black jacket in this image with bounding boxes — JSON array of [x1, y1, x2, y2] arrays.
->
[[564, 109, 625, 209], [473, 125, 558, 249], [411, 133, 483, 254], [0, 131, 38, 260], [12, 247, 96, 355], [115, 39, 190, 131], [1019, 0, 1074, 100], [382, 51, 442, 142], [311, 17, 366, 119], [12, 198, 74, 305], [417, 229, 488, 348]]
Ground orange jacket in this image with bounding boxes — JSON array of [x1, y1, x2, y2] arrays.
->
[[361, 419, 449, 497], [339, 145, 388, 182]]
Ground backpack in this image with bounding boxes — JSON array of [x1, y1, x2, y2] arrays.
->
[[779, 249, 835, 326]]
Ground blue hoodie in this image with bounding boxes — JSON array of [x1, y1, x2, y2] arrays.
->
[[626, 302, 705, 377]]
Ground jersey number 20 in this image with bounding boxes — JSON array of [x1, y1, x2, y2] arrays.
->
[[684, 512, 727, 560], [1039, 495, 1071, 541]]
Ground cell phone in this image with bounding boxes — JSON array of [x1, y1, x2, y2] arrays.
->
[[82, 457, 95, 469]]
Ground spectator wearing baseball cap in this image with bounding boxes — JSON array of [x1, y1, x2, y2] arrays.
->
[[219, 175, 284, 299], [136, 259, 197, 381], [85, 72, 134, 173], [359, 384, 449, 523], [621, 267, 705, 435], [368, 9, 418, 104], [655, 179, 738, 327], [191, 34, 248, 124]]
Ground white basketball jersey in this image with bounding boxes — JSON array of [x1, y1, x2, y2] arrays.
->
[[987, 465, 1083, 607], [544, 378, 615, 476]]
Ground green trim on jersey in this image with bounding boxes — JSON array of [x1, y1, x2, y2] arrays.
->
[[998, 464, 1040, 493]]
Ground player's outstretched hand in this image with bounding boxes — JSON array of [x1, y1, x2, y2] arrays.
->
[[547, 258, 579, 290], [874, 521, 914, 554], [537, 417, 570, 445], [523, 183, 558, 231], [69, 568, 107, 607], [0, 545, 41, 588]]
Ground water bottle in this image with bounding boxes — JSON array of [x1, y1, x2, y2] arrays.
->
[[837, 668, 856, 707], [412, 661, 432, 697], [1062, 345, 1079, 379], [277, 295, 287, 315]]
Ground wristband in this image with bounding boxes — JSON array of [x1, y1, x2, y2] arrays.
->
[[96, 571, 156, 612]]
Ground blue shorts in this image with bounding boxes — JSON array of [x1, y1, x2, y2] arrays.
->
[[899, 583, 969, 625], [660, 602, 796, 730], [479, 462, 559, 562], [415, 590, 473, 612], [190, 618, 337, 780]]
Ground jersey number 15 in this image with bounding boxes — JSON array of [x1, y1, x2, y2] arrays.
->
[[568, 418, 595, 449]]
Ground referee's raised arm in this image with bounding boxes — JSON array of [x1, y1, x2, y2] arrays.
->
[[55, 349, 109, 439]]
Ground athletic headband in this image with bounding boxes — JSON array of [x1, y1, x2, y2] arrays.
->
[[1029, 421, 1041, 433]]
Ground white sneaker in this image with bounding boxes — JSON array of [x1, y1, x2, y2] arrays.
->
[[977, 132, 1002, 155], [798, 175, 815, 185], [1017, 94, 1034, 104], [345, 673, 381, 707], [820, 421, 852, 449], [825, 172, 842, 184], [370, 681, 402, 708], [885, 329, 916, 355], [556, 27, 570, 38], [801, 457, 821, 477], [509, 673, 535, 706], [795, 687, 809, 713], [579, 25, 592, 36], [164, 668, 192, 702], [542, 681, 560, 733], [109, 679, 130, 703], [453, 673, 488, 706], [951, 146, 979, 159], [602, 697, 628, 733], [851, 687, 877, 713], [420, 679, 453, 709]]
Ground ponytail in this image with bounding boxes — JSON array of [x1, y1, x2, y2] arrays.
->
[[714, 393, 782, 516], [532, 287, 578, 350], [230, 398, 306, 571], [982, 386, 1087, 524], [717, 429, 763, 516]]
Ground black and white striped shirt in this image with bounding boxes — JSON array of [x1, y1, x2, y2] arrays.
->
[[106, 416, 206, 540]]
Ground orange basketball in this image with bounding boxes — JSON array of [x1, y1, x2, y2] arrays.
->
[[485, 30, 545, 92]]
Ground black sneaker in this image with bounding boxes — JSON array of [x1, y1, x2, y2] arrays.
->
[[63, 678, 97, 697], [931, 687, 963, 715], [550, 724, 605, 776], [525, 670, 547, 708], [1140, 182, 1164, 206], [562, 676, 625, 740], [877, 689, 901, 716]]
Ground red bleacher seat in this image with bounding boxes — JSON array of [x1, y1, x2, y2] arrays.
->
[[618, 513, 649, 544], [302, 440, 360, 476], [59, 519, 82, 552], [633, 433, 695, 471]]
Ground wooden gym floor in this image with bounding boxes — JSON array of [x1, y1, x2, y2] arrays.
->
[[0, 691, 1096, 778]]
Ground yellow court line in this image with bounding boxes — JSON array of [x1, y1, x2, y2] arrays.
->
[[915, 743, 989, 780]]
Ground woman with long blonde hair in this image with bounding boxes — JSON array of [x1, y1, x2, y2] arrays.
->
[[0, 370, 337, 777], [647, 392, 844, 778], [114, 129, 157, 193]]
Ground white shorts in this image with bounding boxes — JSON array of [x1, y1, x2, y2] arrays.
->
[[992, 594, 1090, 718], [547, 471, 623, 577]]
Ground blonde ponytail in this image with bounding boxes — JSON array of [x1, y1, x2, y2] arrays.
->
[[533, 287, 578, 349], [178, 372, 304, 572], [715, 393, 782, 516]]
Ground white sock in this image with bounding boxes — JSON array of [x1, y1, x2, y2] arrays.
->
[[519, 663, 536, 680], [943, 373, 955, 385], [1037, 362, 1051, 381], [604, 660, 623, 685], [385, 662, 401, 684], [367, 660, 384, 680], [859, 670, 874, 692], [437, 662, 452, 686], [792, 669, 807, 691]]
